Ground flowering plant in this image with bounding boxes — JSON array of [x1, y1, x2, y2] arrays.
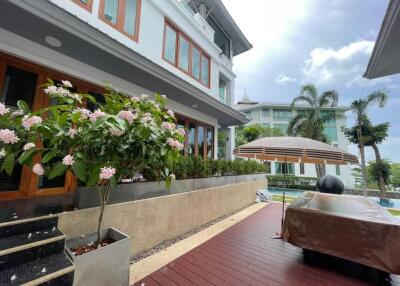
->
[[0, 79, 184, 247]]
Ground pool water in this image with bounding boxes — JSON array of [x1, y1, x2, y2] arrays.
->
[[268, 187, 400, 209]]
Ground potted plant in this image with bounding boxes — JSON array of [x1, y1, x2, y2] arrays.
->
[[0, 79, 184, 285]]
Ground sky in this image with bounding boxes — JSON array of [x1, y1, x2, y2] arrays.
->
[[221, 0, 400, 163]]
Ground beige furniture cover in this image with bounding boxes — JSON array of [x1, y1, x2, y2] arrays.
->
[[283, 191, 400, 274]]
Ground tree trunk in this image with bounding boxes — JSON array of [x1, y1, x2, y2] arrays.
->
[[315, 163, 325, 178], [359, 143, 368, 196], [371, 143, 386, 198], [95, 184, 111, 248]]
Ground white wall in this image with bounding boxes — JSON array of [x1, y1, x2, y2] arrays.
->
[[48, 0, 235, 103]]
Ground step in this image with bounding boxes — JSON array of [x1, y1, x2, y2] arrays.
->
[[0, 227, 64, 253], [1, 235, 66, 269], [0, 215, 58, 238], [0, 252, 74, 286]]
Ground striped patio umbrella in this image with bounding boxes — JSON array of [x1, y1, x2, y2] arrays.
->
[[234, 136, 359, 238]]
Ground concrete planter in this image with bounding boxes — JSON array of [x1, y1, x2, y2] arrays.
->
[[74, 174, 267, 209], [66, 227, 130, 286]]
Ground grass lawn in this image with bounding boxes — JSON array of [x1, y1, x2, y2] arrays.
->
[[272, 195, 297, 204], [272, 195, 400, 217], [388, 209, 400, 216]]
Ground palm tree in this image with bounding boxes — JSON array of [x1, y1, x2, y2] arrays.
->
[[343, 116, 389, 197], [288, 84, 339, 177], [347, 91, 387, 195]]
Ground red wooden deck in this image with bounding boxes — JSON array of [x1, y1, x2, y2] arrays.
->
[[133, 202, 400, 286]]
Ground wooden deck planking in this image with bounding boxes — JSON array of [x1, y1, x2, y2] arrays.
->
[[133, 202, 400, 286]]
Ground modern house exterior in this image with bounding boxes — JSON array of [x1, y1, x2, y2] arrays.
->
[[235, 95, 355, 187], [364, 0, 400, 79], [0, 0, 251, 201]]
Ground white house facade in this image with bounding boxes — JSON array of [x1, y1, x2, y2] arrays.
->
[[0, 0, 251, 199], [235, 96, 355, 187]]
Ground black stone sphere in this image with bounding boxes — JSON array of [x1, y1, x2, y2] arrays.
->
[[316, 175, 345, 194]]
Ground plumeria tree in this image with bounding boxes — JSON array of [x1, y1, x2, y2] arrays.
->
[[0, 80, 184, 248]]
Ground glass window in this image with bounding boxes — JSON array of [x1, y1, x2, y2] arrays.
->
[[201, 56, 210, 86], [336, 164, 341, 176], [265, 162, 271, 174], [188, 123, 196, 157], [219, 84, 226, 103], [164, 25, 177, 64], [191, 46, 201, 80], [207, 127, 213, 158], [0, 66, 38, 192], [103, 0, 119, 24], [273, 109, 292, 121], [124, 0, 138, 36], [198, 126, 204, 157], [300, 163, 305, 175], [262, 109, 269, 118], [86, 91, 105, 112], [274, 124, 289, 135], [1, 66, 37, 108], [178, 36, 189, 72], [275, 162, 294, 175]]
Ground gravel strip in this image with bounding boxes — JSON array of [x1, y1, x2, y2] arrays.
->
[[130, 203, 254, 264]]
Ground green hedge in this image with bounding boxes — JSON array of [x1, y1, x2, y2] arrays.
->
[[267, 175, 317, 191], [144, 157, 266, 180]]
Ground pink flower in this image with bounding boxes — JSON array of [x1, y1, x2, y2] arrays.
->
[[140, 94, 148, 100], [43, 85, 58, 95], [177, 128, 186, 136], [99, 166, 116, 180], [118, 110, 137, 124], [141, 112, 153, 124], [23, 143, 36, 151], [67, 128, 78, 138], [162, 122, 175, 131], [167, 109, 174, 117], [75, 108, 91, 120], [0, 148, 6, 158], [109, 128, 124, 137], [61, 80, 72, 88], [130, 96, 140, 102], [167, 138, 184, 150], [33, 164, 45, 176], [0, 129, 20, 144], [89, 110, 106, 122], [62, 155, 74, 166], [0, 103, 10, 115], [22, 115, 42, 130], [11, 109, 24, 117]]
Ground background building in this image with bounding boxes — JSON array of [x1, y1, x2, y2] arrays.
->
[[235, 95, 355, 187]]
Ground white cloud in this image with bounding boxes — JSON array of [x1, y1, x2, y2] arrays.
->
[[302, 40, 376, 86], [275, 74, 297, 84]]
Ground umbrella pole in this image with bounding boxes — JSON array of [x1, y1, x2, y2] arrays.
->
[[281, 157, 287, 232]]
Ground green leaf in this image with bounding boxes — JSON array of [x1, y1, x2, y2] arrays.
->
[[42, 150, 58, 164], [17, 100, 30, 113], [71, 111, 81, 123], [3, 153, 15, 176], [58, 112, 69, 126], [86, 166, 101, 187], [48, 162, 68, 180], [72, 160, 87, 182], [18, 148, 36, 165]]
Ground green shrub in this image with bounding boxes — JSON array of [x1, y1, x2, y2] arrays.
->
[[267, 175, 317, 191]]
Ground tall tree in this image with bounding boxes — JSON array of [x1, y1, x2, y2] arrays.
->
[[343, 116, 390, 197], [288, 84, 339, 177], [346, 91, 387, 195], [235, 124, 284, 147]]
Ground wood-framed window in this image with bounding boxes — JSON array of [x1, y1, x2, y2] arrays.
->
[[162, 19, 211, 88], [99, 0, 142, 42], [71, 0, 94, 12], [176, 114, 214, 159]]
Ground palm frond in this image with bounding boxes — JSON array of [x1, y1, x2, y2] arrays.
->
[[291, 95, 314, 107], [300, 84, 318, 101], [366, 90, 388, 108], [287, 113, 306, 136], [319, 90, 339, 107]]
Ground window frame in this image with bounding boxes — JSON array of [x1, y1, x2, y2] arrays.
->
[[71, 0, 94, 12], [162, 19, 211, 88], [99, 0, 142, 42]]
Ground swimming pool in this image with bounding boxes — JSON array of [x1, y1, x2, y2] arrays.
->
[[267, 187, 400, 209]]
